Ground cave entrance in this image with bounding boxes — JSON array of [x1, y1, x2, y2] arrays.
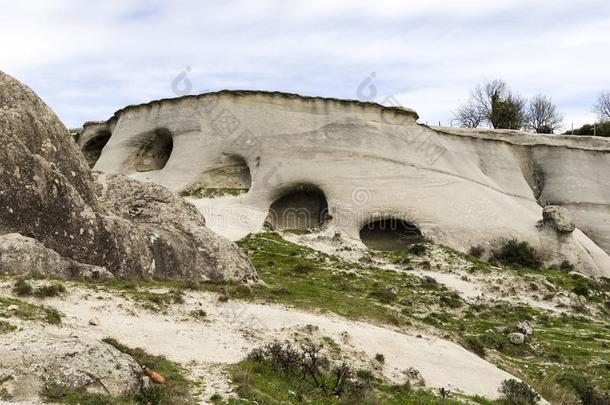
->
[[360, 218, 423, 251], [134, 129, 173, 172], [82, 131, 111, 168], [266, 185, 329, 230], [182, 155, 252, 198]]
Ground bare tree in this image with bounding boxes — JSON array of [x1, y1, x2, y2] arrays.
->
[[526, 94, 563, 134], [454, 100, 483, 128], [453, 79, 526, 130], [593, 91, 610, 122]]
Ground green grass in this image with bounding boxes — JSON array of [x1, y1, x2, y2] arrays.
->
[[56, 232, 609, 403], [180, 187, 248, 198], [227, 359, 474, 405], [230, 233, 610, 403], [0, 297, 62, 324]]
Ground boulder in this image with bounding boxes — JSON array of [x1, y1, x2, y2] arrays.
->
[[516, 321, 533, 336], [94, 173, 257, 282], [0, 331, 141, 401], [508, 332, 525, 345], [0, 233, 113, 279], [0, 71, 257, 283], [541, 206, 576, 234]]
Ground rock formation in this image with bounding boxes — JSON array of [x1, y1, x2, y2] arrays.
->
[[0, 71, 257, 283], [80, 90, 610, 277], [0, 331, 142, 401]]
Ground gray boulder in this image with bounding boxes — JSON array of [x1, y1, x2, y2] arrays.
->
[[516, 321, 533, 336], [508, 332, 525, 345], [0, 71, 257, 283], [0, 233, 113, 279], [94, 172, 257, 282], [0, 331, 141, 401], [540, 206, 576, 234]]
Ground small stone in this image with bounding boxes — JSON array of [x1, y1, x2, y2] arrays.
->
[[516, 321, 533, 336], [88, 318, 99, 326], [386, 285, 399, 296], [509, 332, 525, 345], [7, 305, 18, 311]]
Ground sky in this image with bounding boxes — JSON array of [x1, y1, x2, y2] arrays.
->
[[1, 0, 609, 129]]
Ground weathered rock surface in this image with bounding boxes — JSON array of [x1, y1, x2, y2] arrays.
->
[[0, 331, 141, 401], [0, 233, 113, 279], [540, 206, 576, 233], [0, 71, 257, 282], [82, 90, 610, 277], [94, 172, 256, 281], [508, 332, 525, 345]]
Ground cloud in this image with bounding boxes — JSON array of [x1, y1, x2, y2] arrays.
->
[[1, 0, 609, 128]]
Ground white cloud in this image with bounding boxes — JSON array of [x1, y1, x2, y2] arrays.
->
[[1, 0, 609, 128]]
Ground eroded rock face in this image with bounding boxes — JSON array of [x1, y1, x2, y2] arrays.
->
[[81, 90, 610, 277], [0, 331, 141, 401], [0, 71, 257, 282]]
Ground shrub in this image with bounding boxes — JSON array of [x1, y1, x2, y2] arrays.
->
[[469, 245, 485, 258], [13, 279, 33, 296], [408, 244, 427, 256], [35, 284, 66, 298], [492, 240, 542, 269], [292, 263, 314, 275], [561, 373, 610, 405], [368, 289, 397, 304], [559, 260, 575, 271], [374, 353, 385, 364], [499, 379, 540, 404], [466, 336, 487, 357], [439, 292, 463, 308]]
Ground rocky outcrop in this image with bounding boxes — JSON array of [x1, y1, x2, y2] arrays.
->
[[0, 71, 257, 283], [0, 233, 113, 279], [94, 173, 256, 281], [0, 331, 142, 401], [540, 206, 576, 234], [81, 90, 610, 277]]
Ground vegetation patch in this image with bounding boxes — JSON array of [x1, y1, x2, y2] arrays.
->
[[492, 240, 542, 269], [0, 297, 61, 324], [180, 187, 247, 199], [228, 341, 471, 404]]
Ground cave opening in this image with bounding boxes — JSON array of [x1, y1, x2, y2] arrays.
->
[[134, 129, 173, 172], [266, 185, 329, 230], [82, 131, 111, 168], [182, 154, 252, 198], [360, 218, 423, 251]]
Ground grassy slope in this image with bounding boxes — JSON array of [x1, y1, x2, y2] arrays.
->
[[225, 232, 609, 404]]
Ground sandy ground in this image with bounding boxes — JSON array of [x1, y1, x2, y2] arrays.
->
[[1, 282, 519, 403]]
